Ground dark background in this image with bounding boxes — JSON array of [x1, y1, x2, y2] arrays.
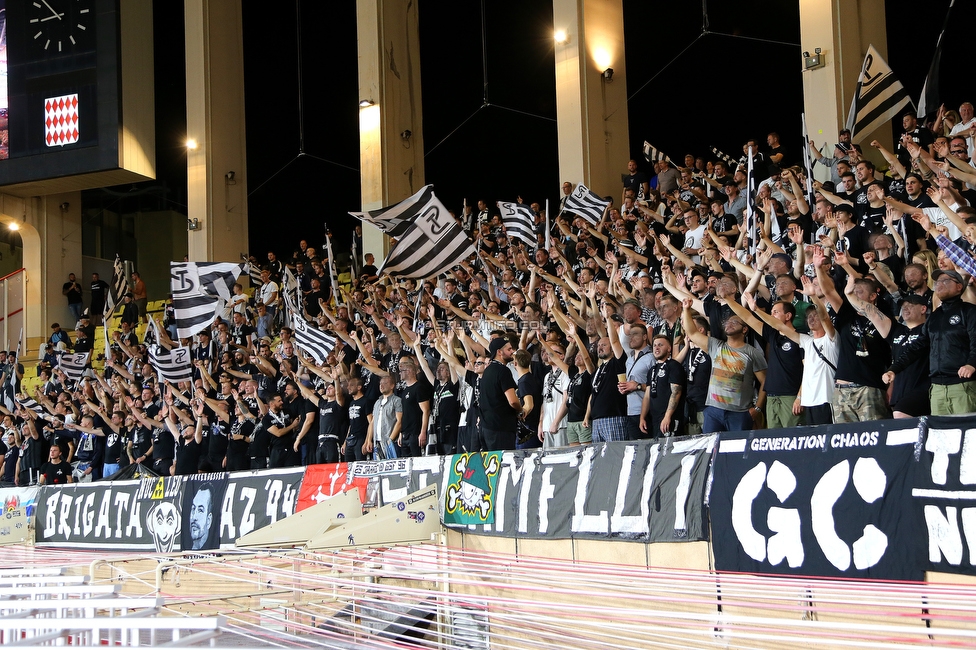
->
[[130, 0, 974, 260]]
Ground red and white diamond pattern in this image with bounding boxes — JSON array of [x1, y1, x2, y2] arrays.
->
[[44, 94, 80, 147]]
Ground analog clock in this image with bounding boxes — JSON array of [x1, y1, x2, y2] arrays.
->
[[27, 0, 93, 54]]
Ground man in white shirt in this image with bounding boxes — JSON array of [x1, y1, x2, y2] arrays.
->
[[258, 270, 279, 318], [681, 210, 706, 265], [949, 102, 976, 159]]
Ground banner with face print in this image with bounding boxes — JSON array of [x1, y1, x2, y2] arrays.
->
[[181, 475, 227, 552]]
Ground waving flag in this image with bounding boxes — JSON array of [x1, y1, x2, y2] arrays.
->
[[562, 183, 610, 225]]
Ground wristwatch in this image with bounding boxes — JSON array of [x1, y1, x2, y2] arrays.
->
[[636, 383, 645, 391]]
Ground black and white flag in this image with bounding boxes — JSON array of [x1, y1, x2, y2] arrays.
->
[[113, 255, 129, 304], [800, 113, 817, 208], [497, 201, 537, 247], [170, 262, 243, 339], [710, 146, 737, 168], [244, 261, 263, 288], [280, 265, 302, 316], [845, 45, 914, 143], [292, 315, 336, 364], [58, 352, 89, 381], [16, 395, 46, 415], [562, 183, 609, 225], [325, 231, 342, 305], [918, 0, 955, 119], [643, 141, 671, 164], [350, 185, 434, 239], [149, 345, 193, 384], [377, 189, 476, 279]]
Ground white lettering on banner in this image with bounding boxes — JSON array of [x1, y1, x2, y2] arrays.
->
[[238, 487, 257, 538], [220, 484, 237, 539], [59, 493, 72, 539], [829, 431, 880, 449], [672, 453, 695, 533], [732, 462, 770, 561], [611, 444, 658, 535], [72, 495, 83, 537], [43, 491, 59, 538], [812, 461, 853, 570], [114, 492, 131, 538], [927, 429, 962, 485], [538, 451, 580, 534], [751, 435, 826, 452], [125, 500, 143, 539], [925, 506, 963, 564], [82, 492, 96, 537], [963, 431, 976, 485], [494, 453, 526, 533], [572, 446, 607, 534], [265, 480, 282, 524], [94, 491, 111, 538], [731, 458, 888, 571]]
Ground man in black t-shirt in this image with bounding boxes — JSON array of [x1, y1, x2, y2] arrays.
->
[[622, 159, 649, 202], [591, 305, 629, 442], [479, 338, 522, 452], [515, 351, 542, 449], [640, 336, 686, 437], [396, 357, 432, 457], [90, 273, 110, 324], [342, 377, 372, 462], [264, 394, 299, 468], [62, 273, 84, 323], [39, 444, 73, 485], [816, 256, 891, 423]]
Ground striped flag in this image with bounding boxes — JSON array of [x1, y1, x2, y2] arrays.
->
[[58, 352, 90, 382], [280, 265, 302, 316], [376, 189, 476, 279], [710, 146, 737, 168], [349, 185, 434, 238], [643, 141, 671, 164], [746, 146, 758, 256], [325, 231, 342, 304], [497, 201, 537, 246], [112, 254, 128, 303], [562, 183, 609, 225], [918, 0, 955, 119], [149, 345, 193, 384], [845, 45, 914, 143], [800, 113, 817, 208], [292, 314, 336, 364], [16, 395, 46, 415], [244, 260, 263, 287], [170, 262, 243, 339]]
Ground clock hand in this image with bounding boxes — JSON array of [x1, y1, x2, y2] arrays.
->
[[40, 13, 65, 22], [39, 0, 62, 20]]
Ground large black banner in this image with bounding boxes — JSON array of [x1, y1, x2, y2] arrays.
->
[[914, 415, 976, 576], [448, 436, 715, 542], [36, 467, 304, 551], [710, 420, 922, 580]]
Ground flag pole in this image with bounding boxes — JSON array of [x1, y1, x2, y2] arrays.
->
[[545, 199, 551, 250], [325, 225, 342, 308]]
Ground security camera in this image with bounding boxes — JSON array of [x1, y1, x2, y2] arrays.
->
[[59, 202, 69, 211], [401, 130, 412, 140], [225, 171, 235, 180]]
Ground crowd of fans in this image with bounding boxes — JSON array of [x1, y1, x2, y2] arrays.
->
[[4, 102, 976, 487]]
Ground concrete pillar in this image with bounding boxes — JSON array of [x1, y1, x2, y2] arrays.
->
[[800, 0, 891, 163], [184, 0, 249, 264], [552, 0, 630, 198], [0, 191, 81, 344], [356, 0, 426, 264]]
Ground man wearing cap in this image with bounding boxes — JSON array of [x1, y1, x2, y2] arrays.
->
[[884, 269, 976, 415], [120, 292, 139, 328], [479, 337, 522, 451]]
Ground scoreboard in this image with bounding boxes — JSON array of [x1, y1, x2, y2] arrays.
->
[[0, 0, 154, 196]]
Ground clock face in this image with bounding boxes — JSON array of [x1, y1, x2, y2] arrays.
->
[[27, 0, 93, 54]]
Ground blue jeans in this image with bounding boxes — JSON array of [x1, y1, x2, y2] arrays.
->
[[702, 406, 753, 435], [68, 302, 84, 322]]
